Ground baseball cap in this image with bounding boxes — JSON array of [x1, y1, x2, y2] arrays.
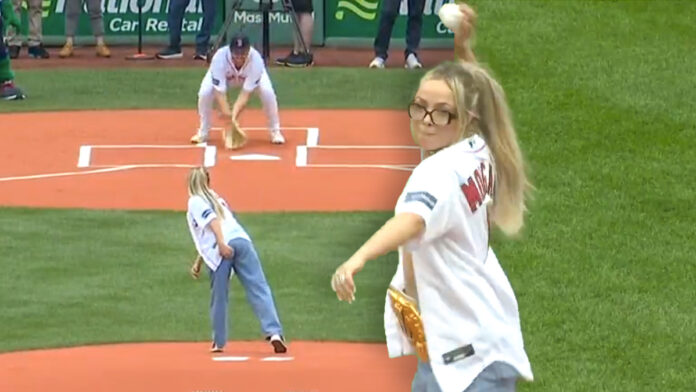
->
[[230, 33, 250, 54]]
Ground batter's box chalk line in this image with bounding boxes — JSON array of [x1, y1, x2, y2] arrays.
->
[[76, 144, 217, 169], [215, 126, 419, 171]]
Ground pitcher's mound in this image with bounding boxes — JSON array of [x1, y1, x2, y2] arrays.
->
[[0, 341, 418, 391]]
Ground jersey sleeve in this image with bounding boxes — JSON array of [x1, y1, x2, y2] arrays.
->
[[188, 196, 218, 228], [395, 161, 457, 249], [242, 52, 265, 92], [209, 50, 228, 93]]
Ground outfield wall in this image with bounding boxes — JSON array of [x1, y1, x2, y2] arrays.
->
[[11, 0, 453, 48]]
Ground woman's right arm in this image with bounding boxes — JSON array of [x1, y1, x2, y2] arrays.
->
[[332, 212, 425, 303], [454, 3, 477, 64], [209, 218, 234, 259]]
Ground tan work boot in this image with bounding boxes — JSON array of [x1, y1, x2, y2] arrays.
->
[[96, 43, 111, 58], [59, 42, 73, 58]]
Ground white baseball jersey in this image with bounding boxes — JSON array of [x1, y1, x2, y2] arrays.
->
[[207, 45, 266, 93], [383, 134, 534, 392], [186, 193, 251, 272]]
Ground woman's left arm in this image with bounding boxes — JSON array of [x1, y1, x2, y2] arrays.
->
[[332, 212, 425, 303]]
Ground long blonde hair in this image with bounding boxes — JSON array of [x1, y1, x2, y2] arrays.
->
[[187, 167, 226, 219], [420, 61, 533, 236]]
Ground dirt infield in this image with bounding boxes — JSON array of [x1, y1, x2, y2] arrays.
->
[[0, 341, 418, 391], [12, 45, 454, 69]]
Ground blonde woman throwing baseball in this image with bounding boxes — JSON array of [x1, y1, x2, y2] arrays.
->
[[187, 167, 287, 354], [330, 11, 535, 390]]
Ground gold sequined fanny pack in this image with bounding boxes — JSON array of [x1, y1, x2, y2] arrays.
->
[[387, 286, 429, 362]]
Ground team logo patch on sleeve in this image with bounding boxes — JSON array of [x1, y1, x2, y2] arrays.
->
[[405, 191, 437, 210], [212, 78, 220, 86], [202, 209, 213, 219]]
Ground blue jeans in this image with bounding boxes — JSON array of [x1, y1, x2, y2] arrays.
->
[[412, 360, 520, 392], [208, 238, 284, 348], [167, 0, 216, 53], [373, 0, 425, 60]]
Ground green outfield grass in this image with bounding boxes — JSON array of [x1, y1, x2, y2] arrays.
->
[[1, 1, 695, 391]]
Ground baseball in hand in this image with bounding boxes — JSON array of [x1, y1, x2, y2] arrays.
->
[[438, 3, 464, 31]]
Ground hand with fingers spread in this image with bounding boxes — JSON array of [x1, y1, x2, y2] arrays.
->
[[331, 256, 367, 304]]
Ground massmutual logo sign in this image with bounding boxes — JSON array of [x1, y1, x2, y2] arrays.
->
[[232, 0, 296, 25], [29, 0, 322, 44], [329, 0, 455, 38], [335, 0, 453, 21], [335, 0, 379, 21]]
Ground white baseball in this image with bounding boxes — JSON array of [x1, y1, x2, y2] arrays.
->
[[438, 3, 464, 31]]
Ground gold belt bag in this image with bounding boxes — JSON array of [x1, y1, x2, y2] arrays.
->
[[387, 286, 429, 362]]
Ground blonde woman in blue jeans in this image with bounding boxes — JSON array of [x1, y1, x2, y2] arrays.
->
[[186, 167, 287, 354]]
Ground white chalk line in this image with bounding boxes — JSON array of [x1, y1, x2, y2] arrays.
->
[[85, 145, 208, 149], [0, 166, 137, 182], [211, 356, 295, 362], [295, 146, 308, 167], [292, 127, 419, 171], [308, 145, 419, 150], [77, 146, 92, 168], [305, 163, 416, 172], [89, 164, 200, 169], [77, 144, 216, 169], [0, 164, 204, 182], [211, 126, 310, 132], [212, 356, 250, 362]]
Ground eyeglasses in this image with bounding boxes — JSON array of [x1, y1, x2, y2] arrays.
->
[[408, 102, 457, 126]]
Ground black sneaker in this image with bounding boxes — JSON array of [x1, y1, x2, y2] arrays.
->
[[285, 52, 313, 68], [268, 334, 287, 354], [209, 342, 223, 353], [193, 52, 206, 61], [275, 51, 295, 66], [156, 47, 183, 59], [28, 45, 50, 59], [8, 45, 20, 59]]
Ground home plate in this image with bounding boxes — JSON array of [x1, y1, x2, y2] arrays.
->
[[212, 356, 250, 362], [229, 154, 280, 161], [260, 356, 295, 361]]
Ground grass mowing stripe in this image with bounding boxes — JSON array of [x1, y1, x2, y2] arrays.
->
[[2, 68, 425, 113]]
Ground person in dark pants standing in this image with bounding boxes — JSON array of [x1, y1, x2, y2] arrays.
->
[[157, 0, 216, 60], [274, 0, 314, 67], [369, 0, 425, 69]]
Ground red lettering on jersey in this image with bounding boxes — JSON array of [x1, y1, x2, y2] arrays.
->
[[474, 162, 487, 197], [462, 177, 482, 212], [462, 162, 494, 213]]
